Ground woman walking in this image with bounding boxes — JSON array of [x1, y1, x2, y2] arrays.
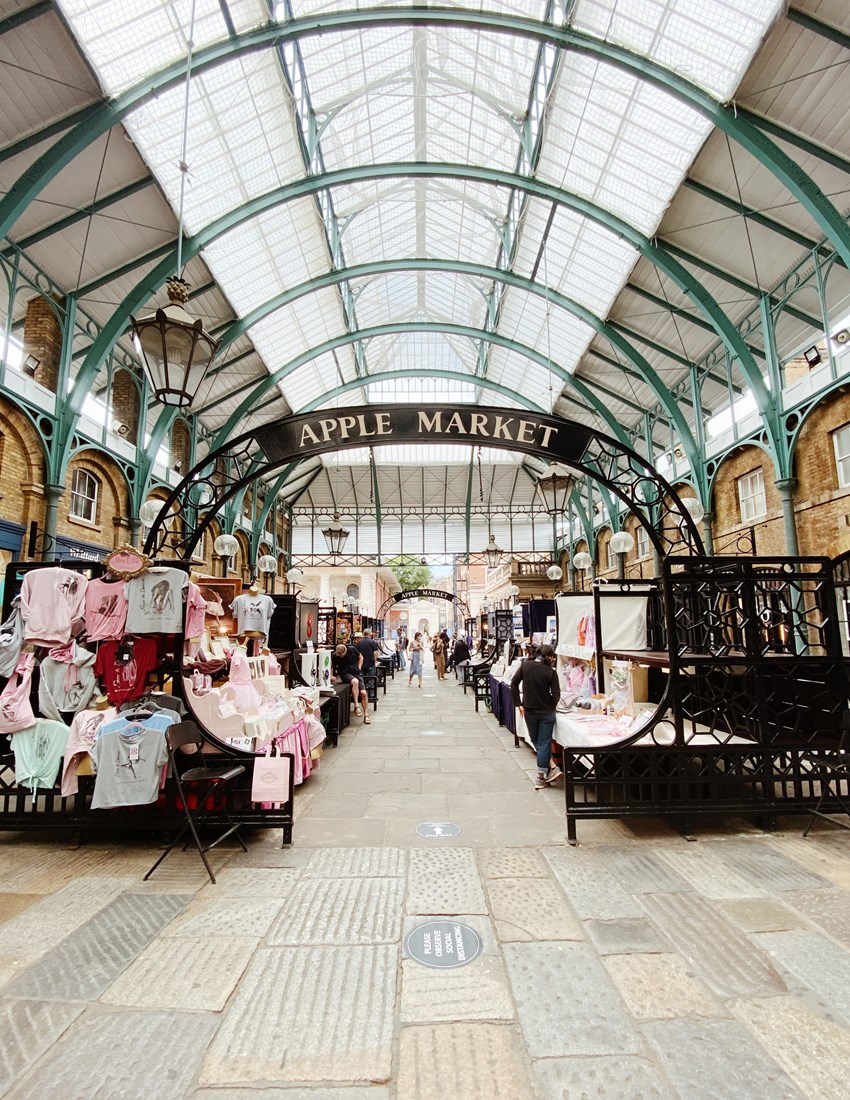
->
[[432, 632, 446, 680], [408, 631, 424, 688]]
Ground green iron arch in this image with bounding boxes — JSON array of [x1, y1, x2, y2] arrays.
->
[[1, 7, 847, 274]]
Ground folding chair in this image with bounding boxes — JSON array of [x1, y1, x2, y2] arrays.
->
[[803, 710, 850, 836], [144, 720, 247, 885]]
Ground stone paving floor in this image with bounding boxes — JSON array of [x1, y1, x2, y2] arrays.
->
[[2, 669, 850, 1097]]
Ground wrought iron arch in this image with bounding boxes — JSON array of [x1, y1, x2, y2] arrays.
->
[[141, 405, 705, 566], [377, 588, 472, 622]]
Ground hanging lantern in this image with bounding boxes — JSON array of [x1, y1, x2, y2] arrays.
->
[[321, 513, 350, 556], [609, 530, 635, 556], [131, 277, 220, 408], [546, 564, 563, 582], [483, 533, 502, 569], [573, 551, 593, 571], [536, 466, 575, 516]]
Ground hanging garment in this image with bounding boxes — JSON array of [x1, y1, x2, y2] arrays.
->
[[83, 577, 129, 642], [20, 567, 88, 647], [231, 593, 275, 636], [38, 641, 97, 720], [89, 712, 172, 809], [10, 718, 71, 791], [184, 582, 208, 639], [227, 648, 263, 710], [124, 567, 188, 634], [60, 707, 115, 796], [0, 652, 37, 734], [94, 637, 159, 705], [0, 596, 23, 678]]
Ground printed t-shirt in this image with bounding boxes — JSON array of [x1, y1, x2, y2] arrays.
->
[[11, 719, 71, 791], [84, 578, 129, 642], [94, 637, 158, 704], [61, 707, 115, 796], [125, 567, 188, 633], [20, 567, 88, 647], [231, 593, 275, 635], [90, 712, 172, 809]]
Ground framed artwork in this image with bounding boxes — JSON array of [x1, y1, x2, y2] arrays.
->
[[195, 575, 243, 638], [103, 545, 152, 579], [297, 601, 319, 647]]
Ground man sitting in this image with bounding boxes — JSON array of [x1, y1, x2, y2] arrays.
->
[[332, 642, 370, 723]]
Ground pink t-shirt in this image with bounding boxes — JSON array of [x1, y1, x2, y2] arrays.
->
[[84, 578, 129, 642], [20, 567, 88, 647], [185, 582, 207, 639]]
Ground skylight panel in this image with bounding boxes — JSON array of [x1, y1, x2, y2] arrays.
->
[[124, 52, 305, 233], [249, 287, 347, 386], [496, 289, 594, 375], [58, 0, 266, 95], [571, 0, 783, 101]]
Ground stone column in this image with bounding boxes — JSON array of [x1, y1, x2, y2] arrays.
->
[[42, 483, 64, 559], [775, 478, 799, 557]]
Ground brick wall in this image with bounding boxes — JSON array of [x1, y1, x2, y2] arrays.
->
[[110, 369, 140, 439], [791, 387, 850, 557], [22, 296, 63, 393], [710, 444, 786, 555], [0, 397, 46, 543], [58, 449, 131, 550]]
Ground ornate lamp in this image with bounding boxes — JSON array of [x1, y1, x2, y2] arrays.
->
[[286, 566, 304, 595], [483, 533, 503, 569], [536, 466, 575, 516], [609, 530, 634, 579], [546, 564, 563, 582], [258, 553, 277, 591], [131, 276, 220, 408], [321, 512, 350, 556], [139, 499, 162, 528], [680, 496, 705, 523], [214, 532, 238, 576]]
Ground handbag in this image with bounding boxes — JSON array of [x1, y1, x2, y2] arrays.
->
[[251, 742, 292, 807]]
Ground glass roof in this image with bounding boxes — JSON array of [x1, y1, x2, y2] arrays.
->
[[56, 0, 783, 447]]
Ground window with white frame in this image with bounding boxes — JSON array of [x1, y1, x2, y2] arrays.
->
[[606, 541, 617, 570], [69, 469, 99, 524], [737, 469, 767, 523], [833, 424, 850, 488], [636, 525, 650, 559]]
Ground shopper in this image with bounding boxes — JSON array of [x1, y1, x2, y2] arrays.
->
[[356, 629, 381, 673], [396, 631, 407, 670], [511, 643, 561, 789], [432, 632, 446, 680], [408, 631, 425, 688], [452, 634, 471, 682], [332, 642, 370, 723]]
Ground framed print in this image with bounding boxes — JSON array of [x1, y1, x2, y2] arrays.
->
[[195, 576, 243, 638]]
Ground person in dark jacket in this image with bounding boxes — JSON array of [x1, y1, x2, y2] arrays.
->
[[510, 644, 561, 788], [451, 636, 471, 681]]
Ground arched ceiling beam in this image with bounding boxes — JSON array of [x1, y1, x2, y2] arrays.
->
[[297, 369, 547, 415], [2, 6, 850, 276], [207, 322, 632, 450], [207, 256, 696, 445]]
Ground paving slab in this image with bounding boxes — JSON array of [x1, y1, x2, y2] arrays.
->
[[542, 848, 643, 920], [268, 877, 404, 945], [101, 935, 257, 1011], [717, 897, 805, 933], [706, 839, 832, 892], [0, 998, 84, 1097], [780, 887, 850, 948], [503, 942, 641, 1057], [448, 792, 556, 818], [533, 1056, 676, 1099], [407, 848, 487, 914], [639, 891, 787, 997], [642, 1018, 805, 1099], [298, 793, 371, 818], [601, 848, 692, 894], [200, 945, 396, 1085], [192, 1090, 390, 1100], [163, 896, 283, 938], [0, 875, 133, 959], [8, 1007, 218, 1100], [238, 846, 312, 869], [319, 771, 423, 794], [0, 894, 40, 925], [490, 815, 568, 846], [400, 956, 515, 1023], [729, 995, 850, 1100], [485, 877, 583, 941], [287, 817, 388, 847], [3, 893, 187, 1001], [396, 1023, 534, 1100], [365, 792, 451, 819], [583, 917, 668, 955], [602, 952, 725, 1021], [304, 846, 406, 878], [196, 866, 302, 897], [654, 847, 765, 899], [755, 929, 850, 1025], [477, 847, 550, 879]]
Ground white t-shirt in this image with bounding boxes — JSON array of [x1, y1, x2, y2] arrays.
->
[[231, 593, 276, 635], [124, 568, 188, 633]]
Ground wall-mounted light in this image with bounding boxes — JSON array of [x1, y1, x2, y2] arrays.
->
[[803, 346, 822, 367], [111, 419, 130, 437], [22, 354, 40, 377]]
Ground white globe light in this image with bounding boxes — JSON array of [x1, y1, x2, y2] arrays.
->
[[214, 533, 239, 557], [546, 564, 563, 582], [139, 499, 163, 527], [508, 584, 521, 597], [681, 496, 705, 524], [258, 554, 277, 574], [573, 551, 593, 571], [610, 530, 635, 555], [286, 567, 304, 584]]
